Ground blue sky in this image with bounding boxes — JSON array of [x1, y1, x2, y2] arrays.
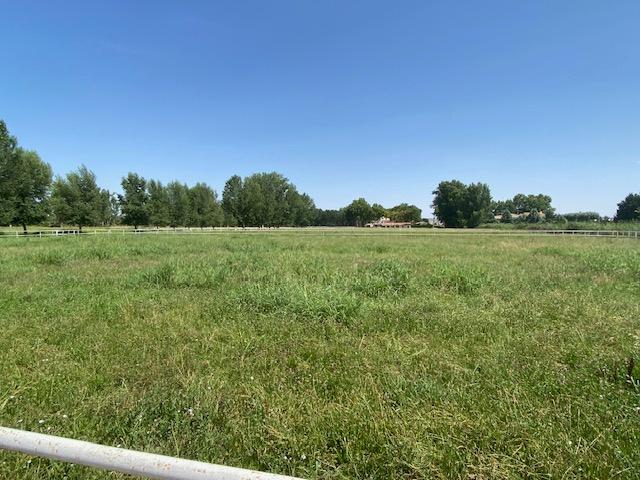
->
[[2, 1, 639, 216]]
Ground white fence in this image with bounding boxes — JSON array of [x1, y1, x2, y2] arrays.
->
[[0, 426, 302, 480], [1, 227, 639, 239]]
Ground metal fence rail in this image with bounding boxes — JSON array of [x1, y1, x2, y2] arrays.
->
[[0, 426, 302, 480]]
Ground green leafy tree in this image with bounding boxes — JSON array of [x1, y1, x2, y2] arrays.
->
[[314, 209, 343, 226], [492, 199, 515, 215], [563, 212, 601, 222], [222, 172, 316, 227], [240, 172, 292, 227], [371, 203, 387, 220], [120, 173, 149, 229], [166, 181, 191, 227], [464, 182, 492, 227], [147, 180, 171, 227], [432, 180, 468, 227], [6, 149, 52, 232], [97, 189, 119, 226], [494, 193, 555, 221], [433, 180, 492, 228], [188, 182, 223, 228], [286, 190, 316, 226], [512, 194, 528, 214], [51, 165, 102, 231], [0, 122, 52, 231], [500, 209, 512, 223], [388, 203, 421, 223], [0, 121, 18, 225], [343, 198, 375, 227], [511, 193, 554, 217], [221, 175, 244, 226], [614, 193, 640, 221], [526, 208, 543, 223]]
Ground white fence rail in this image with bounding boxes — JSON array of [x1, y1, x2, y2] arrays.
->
[[1, 227, 639, 239], [0, 426, 302, 480]]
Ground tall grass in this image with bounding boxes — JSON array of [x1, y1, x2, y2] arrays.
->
[[0, 234, 639, 479], [479, 220, 640, 231]]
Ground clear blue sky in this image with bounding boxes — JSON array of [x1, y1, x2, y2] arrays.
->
[[2, 1, 639, 216]]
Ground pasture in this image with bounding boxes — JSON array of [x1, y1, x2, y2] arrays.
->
[[0, 232, 639, 479]]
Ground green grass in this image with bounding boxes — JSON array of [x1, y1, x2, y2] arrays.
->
[[1, 233, 639, 479], [479, 221, 640, 231]]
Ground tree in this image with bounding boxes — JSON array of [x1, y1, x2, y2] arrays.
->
[[432, 180, 492, 228], [526, 208, 543, 223], [147, 180, 171, 227], [239, 172, 292, 227], [512, 193, 528, 214], [286, 190, 316, 226], [221, 172, 316, 227], [371, 203, 387, 220], [221, 175, 244, 226], [0, 122, 52, 231], [314, 209, 343, 226], [188, 182, 223, 228], [120, 173, 149, 229], [614, 193, 640, 222], [6, 149, 52, 232], [51, 165, 102, 231], [563, 212, 600, 222], [0, 120, 18, 225], [50, 179, 73, 226], [493, 193, 555, 221], [342, 198, 375, 227], [511, 193, 554, 217], [464, 182, 492, 227], [432, 180, 468, 227], [97, 189, 119, 226], [388, 203, 421, 223], [237, 177, 261, 226], [166, 181, 191, 227], [492, 199, 515, 215]]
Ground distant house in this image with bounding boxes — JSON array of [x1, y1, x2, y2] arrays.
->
[[365, 216, 412, 228], [494, 211, 546, 221]]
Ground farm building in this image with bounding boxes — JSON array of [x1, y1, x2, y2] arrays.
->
[[494, 211, 547, 222], [365, 217, 412, 228]]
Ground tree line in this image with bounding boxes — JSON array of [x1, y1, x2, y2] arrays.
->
[[0, 121, 424, 231], [431, 179, 639, 227], [1, 120, 638, 231]]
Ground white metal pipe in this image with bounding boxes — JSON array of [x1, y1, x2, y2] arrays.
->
[[0, 427, 302, 480], [1, 229, 639, 239]]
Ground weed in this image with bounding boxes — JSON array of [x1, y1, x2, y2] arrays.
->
[[1, 233, 639, 479]]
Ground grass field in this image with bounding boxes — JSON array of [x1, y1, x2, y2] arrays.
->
[[1, 233, 639, 479]]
